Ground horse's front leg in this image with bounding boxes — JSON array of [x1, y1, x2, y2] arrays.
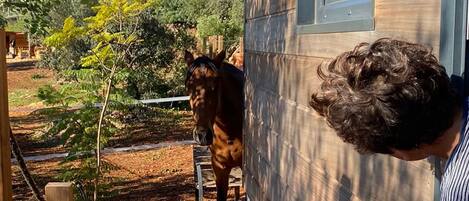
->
[[212, 159, 231, 201]]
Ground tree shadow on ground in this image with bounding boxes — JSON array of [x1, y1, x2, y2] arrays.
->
[[9, 106, 194, 156]]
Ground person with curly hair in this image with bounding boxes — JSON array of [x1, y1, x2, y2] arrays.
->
[[310, 38, 468, 200]]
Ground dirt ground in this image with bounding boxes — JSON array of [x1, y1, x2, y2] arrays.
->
[[12, 146, 243, 201], [7, 65, 53, 109], [7, 66, 53, 91], [13, 146, 195, 201], [7, 66, 245, 201]]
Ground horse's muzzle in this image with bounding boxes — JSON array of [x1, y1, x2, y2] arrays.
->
[[193, 127, 214, 146]]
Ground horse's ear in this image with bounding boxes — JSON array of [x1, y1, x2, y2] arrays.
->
[[184, 50, 194, 67], [213, 50, 226, 67]]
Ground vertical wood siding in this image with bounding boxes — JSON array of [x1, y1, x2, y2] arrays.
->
[[244, 0, 441, 200]]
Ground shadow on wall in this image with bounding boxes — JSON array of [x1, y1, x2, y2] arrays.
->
[[244, 0, 441, 200]]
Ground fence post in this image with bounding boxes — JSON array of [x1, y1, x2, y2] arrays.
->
[[217, 35, 224, 52], [208, 36, 215, 57], [45, 182, 74, 201], [201, 37, 207, 55], [0, 29, 13, 201], [239, 37, 244, 54]]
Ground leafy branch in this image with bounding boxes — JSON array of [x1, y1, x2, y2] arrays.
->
[[42, 0, 150, 200]]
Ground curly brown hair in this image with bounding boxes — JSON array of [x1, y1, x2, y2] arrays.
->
[[310, 38, 461, 154]]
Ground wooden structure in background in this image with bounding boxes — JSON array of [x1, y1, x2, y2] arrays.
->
[[198, 35, 224, 58], [45, 183, 73, 201], [229, 37, 244, 70], [207, 35, 224, 57], [0, 29, 13, 201], [243, 0, 463, 200], [5, 32, 33, 59]]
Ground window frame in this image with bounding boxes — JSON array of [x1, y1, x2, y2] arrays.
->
[[297, 0, 375, 34]]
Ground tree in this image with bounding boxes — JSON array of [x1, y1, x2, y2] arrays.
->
[[41, 0, 152, 200], [0, 0, 59, 34], [124, 8, 194, 99], [36, 0, 98, 80], [48, 0, 98, 30], [153, 0, 244, 49], [40, 0, 194, 99]]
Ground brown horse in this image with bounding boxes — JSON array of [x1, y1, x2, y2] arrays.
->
[[184, 50, 244, 201]]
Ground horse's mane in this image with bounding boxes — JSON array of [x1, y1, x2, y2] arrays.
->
[[192, 56, 213, 67], [221, 62, 244, 87]]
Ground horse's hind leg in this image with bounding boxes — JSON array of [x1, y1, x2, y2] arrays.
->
[[213, 163, 231, 201]]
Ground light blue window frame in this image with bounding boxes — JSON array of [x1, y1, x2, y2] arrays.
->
[[297, 0, 375, 34]]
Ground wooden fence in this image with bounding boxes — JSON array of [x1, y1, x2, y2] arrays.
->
[[198, 35, 224, 58], [199, 36, 244, 66]]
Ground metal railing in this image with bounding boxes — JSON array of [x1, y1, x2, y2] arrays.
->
[[93, 96, 190, 108]]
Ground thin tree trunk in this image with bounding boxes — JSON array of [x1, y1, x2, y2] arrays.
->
[[9, 128, 45, 201], [93, 68, 116, 201]]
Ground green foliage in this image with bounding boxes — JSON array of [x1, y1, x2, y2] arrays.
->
[[37, 0, 97, 74], [154, 0, 243, 47], [48, 0, 98, 30], [123, 9, 193, 99], [1, 0, 60, 35], [37, 77, 129, 199], [38, 1, 161, 198], [125, 60, 188, 99], [31, 73, 47, 80], [4, 15, 28, 32], [41, 0, 194, 99], [38, 101, 117, 200], [196, 15, 223, 38], [44, 17, 86, 48], [8, 89, 41, 107], [36, 38, 92, 76], [0, 15, 6, 27], [37, 83, 89, 107], [153, 0, 189, 26]]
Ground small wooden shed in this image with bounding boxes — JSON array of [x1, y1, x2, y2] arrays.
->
[[244, 0, 466, 200], [5, 31, 33, 58]]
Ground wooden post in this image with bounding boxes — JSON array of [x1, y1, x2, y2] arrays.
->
[[208, 36, 214, 57], [0, 29, 13, 201], [217, 35, 224, 52], [239, 37, 244, 54], [202, 37, 207, 55], [45, 183, 73, 201], [27, 33, 31, 58]]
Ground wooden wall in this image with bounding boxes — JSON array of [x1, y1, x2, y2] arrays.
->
[[243, 0, 441, 200]]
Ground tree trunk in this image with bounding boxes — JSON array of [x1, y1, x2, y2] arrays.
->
[[9, 128, 45, 201], [93, 69, 116, 201]]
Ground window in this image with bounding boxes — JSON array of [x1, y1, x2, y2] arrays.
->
[[297, 0, 375, 34]]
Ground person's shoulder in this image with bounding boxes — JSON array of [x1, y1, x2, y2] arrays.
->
[[441, 106, 469, 201], [441, 161, 469, 200]]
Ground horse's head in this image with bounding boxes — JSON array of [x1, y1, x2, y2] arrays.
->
[[184, 50, 226, 146]]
